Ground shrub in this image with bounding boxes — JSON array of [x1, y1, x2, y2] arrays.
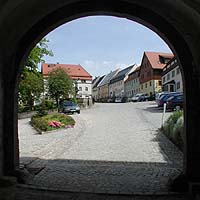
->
[[161, 111, 184, 150], [18, 105, 31, 113], [31, 116, 48, 131], [31, 113, 75, 132], [71, 97, 78, 104]]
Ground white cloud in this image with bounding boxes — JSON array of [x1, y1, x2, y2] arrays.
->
[[102, 61, 112, 65], [82, 60, 133, 77]]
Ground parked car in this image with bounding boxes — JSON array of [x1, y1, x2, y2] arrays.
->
[[157, 92, 182, 107], [107, 97, 115, 103], [166, 94, 184, 111], [58, 100, 80, 114], [155, 92, 169, 102], [131, 93, 144, 102], [115, 97, 122, 103], [131, 93, 149, 102], [121, 96, 128, 103]]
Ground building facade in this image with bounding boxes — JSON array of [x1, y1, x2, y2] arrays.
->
[[162, 57, 183, 92], [139, 52, 174, 96], [92, 75, 105, 101], [42, 63, 92, 98], [109, 65, 136, 98], [124, 66, 140, 97], [97, 69, 119, 101]]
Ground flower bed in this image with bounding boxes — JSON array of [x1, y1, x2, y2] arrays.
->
[[31, 113, 75, 133]]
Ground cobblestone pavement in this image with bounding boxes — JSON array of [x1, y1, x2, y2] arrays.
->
[[16, 186, 191, 200], [18, 102, 183, 195]]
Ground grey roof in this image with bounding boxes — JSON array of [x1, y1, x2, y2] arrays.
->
[[110, 65, 135, 84], [98, 69, 119, 87], [92, 75, 105, 89], [92, 76, 100, 85]]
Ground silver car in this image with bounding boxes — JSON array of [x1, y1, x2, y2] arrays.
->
[[59, 101, 80, 114]]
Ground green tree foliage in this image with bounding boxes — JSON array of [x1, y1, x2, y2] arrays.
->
[[47, 68, 74, 106], [19, 71, 44, 110], [19, 38, 53, 110], [25, 38, 53, 72]]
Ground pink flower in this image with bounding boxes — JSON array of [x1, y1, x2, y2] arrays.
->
[[48, 121, 62, 128], [65, 125, 74, 129]]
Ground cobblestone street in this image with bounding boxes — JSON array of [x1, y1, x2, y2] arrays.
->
[[18, 102, 183, 196]]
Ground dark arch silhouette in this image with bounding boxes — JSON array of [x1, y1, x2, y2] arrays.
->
[[1, 0, 200, 193]]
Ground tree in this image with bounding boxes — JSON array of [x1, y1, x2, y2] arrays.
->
[[19, 71, 44, 109], [19, 38, 53, 110], [47, 68, 74, 106], [25, 38, 53, 72]]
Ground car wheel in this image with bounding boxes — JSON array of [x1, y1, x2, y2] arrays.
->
[[174, 105, 181, 111], [77, 111, 80, 114]]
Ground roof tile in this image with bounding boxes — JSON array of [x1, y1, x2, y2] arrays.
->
[[144, 52, 174, 69], [42, 63, 92, 80]]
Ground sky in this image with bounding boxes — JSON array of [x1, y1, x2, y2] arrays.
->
[[43, 16, 171, 77]]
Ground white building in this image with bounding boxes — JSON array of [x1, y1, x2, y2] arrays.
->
[[124, 66, 140, 97], [42, 63, 93, 98], [162, 57, 183, 92], [109, 64, 136, 98]]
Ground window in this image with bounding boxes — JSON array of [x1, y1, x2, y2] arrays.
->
[[172, 70, 175, 77], [85, 87, 88, 91], [177, 81, 180, 89], [176, 67, 180, 75], [82, 80, 86, 83], [163, 76, 166, 83], [158, 81, 161, 86], [167, 73, 170, 80], [170, 84, 174, 92], [176, 95, 183, 100], [145, 83, 147, 88], [79, 87, 82, 91], [149, 81, 152, 86]]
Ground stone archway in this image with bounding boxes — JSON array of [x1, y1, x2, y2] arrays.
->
[[1, 0, 200, 192]]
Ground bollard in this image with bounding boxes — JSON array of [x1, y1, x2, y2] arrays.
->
[[161, 103, 166, 127]]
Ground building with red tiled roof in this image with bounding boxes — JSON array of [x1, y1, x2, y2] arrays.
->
[[42, 63, 93, 98], [139, 51, 174, 96], [42, 63, 92, 81]]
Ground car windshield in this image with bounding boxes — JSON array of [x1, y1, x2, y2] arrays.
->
[[63, 101, 76, 106], [167, 96, 174, 101]]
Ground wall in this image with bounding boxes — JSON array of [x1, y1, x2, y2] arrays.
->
[[125, 78, 140, 97], [77, 80, 92, 98], [162, 65, 183, 92]]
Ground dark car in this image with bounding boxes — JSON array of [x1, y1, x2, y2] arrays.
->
[[166, 94, 184, 111], [157, 92, 182, 107], [58, 100, 80, 114], [107, 97, 115, 103]]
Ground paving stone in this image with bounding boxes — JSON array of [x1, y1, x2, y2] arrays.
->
[[18, 102, 183, 196]]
